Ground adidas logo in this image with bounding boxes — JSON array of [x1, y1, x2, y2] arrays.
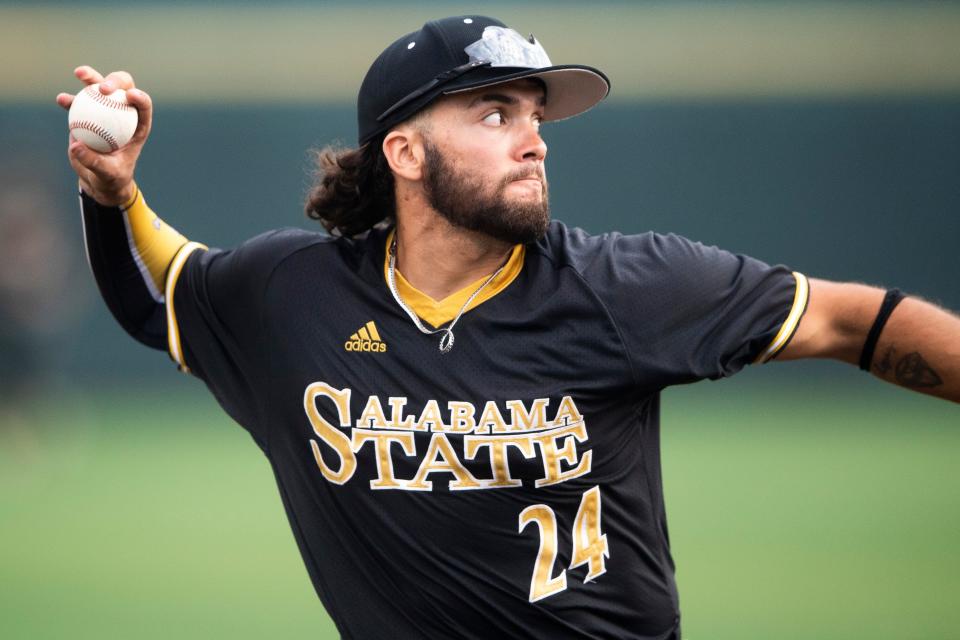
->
[[344, 321, 388, 353]]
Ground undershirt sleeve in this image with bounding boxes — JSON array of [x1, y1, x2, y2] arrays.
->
[[82, 185, 314, 447], [79, 186, 188, 350]]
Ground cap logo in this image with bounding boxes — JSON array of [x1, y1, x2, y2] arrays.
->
[[464, 26, 552, 69]]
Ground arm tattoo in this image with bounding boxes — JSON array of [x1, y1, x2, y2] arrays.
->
[[874, 344, 944, 388], [894, 350, 944, 388], [874, 345, 895, 376]]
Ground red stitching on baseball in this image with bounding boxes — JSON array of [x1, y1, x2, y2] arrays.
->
[[70, 119, 120, 151], [83, 85, 136, 112]]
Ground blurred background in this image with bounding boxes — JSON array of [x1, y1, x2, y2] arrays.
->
[[1, 1, 958, 638]]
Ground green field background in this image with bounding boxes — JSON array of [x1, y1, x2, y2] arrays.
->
[[2, 373, 959, 639]]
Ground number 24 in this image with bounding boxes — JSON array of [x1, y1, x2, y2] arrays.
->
[[518, 485, 610, 602]]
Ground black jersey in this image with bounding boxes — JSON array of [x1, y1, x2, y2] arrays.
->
[[75, 199, 808, 638], [154, 221, 807, 639]]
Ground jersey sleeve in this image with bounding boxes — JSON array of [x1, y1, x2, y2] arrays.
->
[[79, 187, 188, 349], [165, 229, 313, 449], [570, 228, 808, 388]]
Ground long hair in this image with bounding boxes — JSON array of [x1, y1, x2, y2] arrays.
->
[[304, 133, 395, 237]]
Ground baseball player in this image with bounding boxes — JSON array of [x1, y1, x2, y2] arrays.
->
[[58, 15, 958, 640]]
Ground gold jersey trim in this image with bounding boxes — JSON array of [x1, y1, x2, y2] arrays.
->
[[165, 241, 208, 373], [382, 230, 526, 328], [755, 271, 810, 364]]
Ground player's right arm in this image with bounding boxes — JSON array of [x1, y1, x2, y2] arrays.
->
[[59, 67, 313, 445], [58, 66, 195, 349]]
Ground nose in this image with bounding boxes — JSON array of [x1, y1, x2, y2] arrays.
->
[[519, 122, 547, 162]]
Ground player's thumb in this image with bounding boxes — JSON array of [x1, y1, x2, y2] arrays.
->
[[69, 136, 106, 174]]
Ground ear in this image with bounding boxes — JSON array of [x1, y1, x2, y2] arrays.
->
[[382, 126, 424, 182]]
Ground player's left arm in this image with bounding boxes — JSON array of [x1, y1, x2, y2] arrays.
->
[[778, 279, 960, 403]]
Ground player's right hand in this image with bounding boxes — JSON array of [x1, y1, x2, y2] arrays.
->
[[56, 66, 153, 207]]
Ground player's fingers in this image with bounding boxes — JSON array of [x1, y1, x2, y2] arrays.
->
[[126, 88, 153, 144], [100, 70, 136, 94], [67, 138, 100, 183], [69, 137, 98, 167], [56, 92, 74, 110], [67, 134, 136, 205], [74, 65, 105, 85], [68, 136, 116, 175]]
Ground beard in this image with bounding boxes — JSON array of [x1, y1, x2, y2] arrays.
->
[[421, 140, 550, 244]]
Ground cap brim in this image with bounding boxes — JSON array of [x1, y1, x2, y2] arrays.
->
[[442, 64, 610, 122]]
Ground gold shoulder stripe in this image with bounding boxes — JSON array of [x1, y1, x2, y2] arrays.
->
[[755, 271, 810, 364], [165, 241, 207, 373], [382, 229, 526, 328]]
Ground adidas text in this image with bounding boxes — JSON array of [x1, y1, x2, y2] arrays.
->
[[345, 339, 387, 353]]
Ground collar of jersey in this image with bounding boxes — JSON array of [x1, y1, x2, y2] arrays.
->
[[382, 229, 525, 329]]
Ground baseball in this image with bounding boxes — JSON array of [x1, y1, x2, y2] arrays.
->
[[68, 83, 138, 152]]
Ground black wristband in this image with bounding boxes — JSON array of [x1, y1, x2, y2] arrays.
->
[[859, 288, 906, 371]]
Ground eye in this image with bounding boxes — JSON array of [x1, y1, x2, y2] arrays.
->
[[482, 111, 504, 126]]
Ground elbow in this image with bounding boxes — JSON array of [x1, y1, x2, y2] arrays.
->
[[778, 279, 884, 364]]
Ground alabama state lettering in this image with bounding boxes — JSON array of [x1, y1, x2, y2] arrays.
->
[[303, 381, 592, 491]]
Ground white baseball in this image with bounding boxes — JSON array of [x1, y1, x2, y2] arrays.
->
[[68, 83, 138, 153]]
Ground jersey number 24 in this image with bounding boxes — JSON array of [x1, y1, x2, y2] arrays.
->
[[518, 486, 610, 602]]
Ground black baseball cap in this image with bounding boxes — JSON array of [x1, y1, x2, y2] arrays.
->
[[357, 15, 610, 145]]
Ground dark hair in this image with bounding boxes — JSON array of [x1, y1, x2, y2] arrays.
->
[[304, 133, 395, 237]]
